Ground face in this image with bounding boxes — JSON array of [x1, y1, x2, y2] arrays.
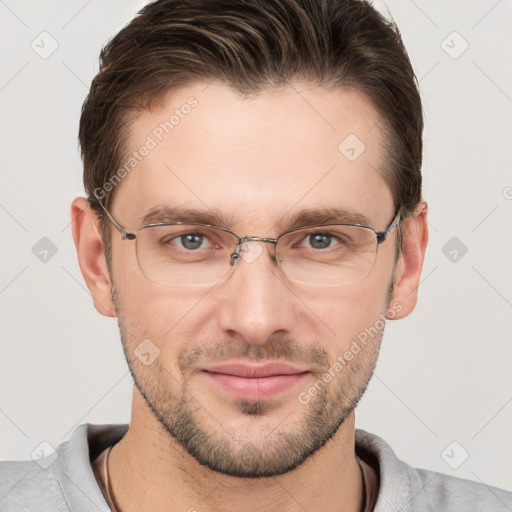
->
[[107, 82, 398, 477]]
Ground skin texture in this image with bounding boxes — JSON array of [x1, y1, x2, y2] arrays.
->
[[71, 82, 428, 511]]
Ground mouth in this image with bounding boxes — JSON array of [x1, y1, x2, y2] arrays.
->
[[201, 362, 310, 401]]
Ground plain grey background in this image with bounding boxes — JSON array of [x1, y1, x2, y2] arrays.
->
[[1, 0, 511, 493]]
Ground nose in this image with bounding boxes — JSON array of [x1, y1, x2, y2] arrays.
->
[[217, 241, 297, 346]]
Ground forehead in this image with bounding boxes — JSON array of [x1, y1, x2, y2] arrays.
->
[[112, 81, 394, 231]]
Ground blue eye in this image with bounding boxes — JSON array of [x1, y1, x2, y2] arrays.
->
[[161, 232, 212, 251], [307, 233, 334, 249], [178, 233, 204, 250], [301, 232, 345, 250]]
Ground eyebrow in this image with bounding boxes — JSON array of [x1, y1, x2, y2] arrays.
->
[[140, 206, 374, 231]]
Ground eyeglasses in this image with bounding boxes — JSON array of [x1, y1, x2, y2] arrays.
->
[[100, 204, 403, 287]]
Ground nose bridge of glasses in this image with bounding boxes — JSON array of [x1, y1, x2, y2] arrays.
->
[[229, 236, 278, 266], [239, 236, 278, 245]]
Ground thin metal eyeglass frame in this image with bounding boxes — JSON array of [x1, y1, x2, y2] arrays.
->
[[98, 202, 404, 285]]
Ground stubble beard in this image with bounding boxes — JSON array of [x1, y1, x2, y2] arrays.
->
[[112, 284, 387, 479]]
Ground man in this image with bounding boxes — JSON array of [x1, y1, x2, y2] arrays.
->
[[1, 0, 511, 510]]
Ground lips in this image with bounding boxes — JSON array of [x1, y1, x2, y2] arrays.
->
[[201, 362, 309, 401]]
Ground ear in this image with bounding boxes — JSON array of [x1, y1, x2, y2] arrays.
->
[[388, 202, 429, 320], [71, 197, 117, 317]]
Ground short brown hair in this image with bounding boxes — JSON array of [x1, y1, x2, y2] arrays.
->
[[79, 0, 423, 267]]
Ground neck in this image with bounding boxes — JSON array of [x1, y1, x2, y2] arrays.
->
[[107, 388, 365, 512]]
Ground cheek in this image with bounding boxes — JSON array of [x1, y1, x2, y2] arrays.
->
[[110, 243, 223, 362], [111, 241, 183, 328], [114, 266, 219, 364], [294, 276, 390, 353]]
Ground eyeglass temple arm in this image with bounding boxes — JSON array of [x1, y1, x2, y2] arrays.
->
[[376, 202, 428, 244], [376, 206, 403, 244], [99, 201, 137, 241]]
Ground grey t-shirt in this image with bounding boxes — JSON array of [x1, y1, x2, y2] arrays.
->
[[1, 423, 511, 511]]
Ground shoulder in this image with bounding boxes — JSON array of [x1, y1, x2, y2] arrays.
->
[[409, 466, 512, 511], [0, 423, 128, 512], [355, 428, 512, 511], [0, 458, 68, 511]]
